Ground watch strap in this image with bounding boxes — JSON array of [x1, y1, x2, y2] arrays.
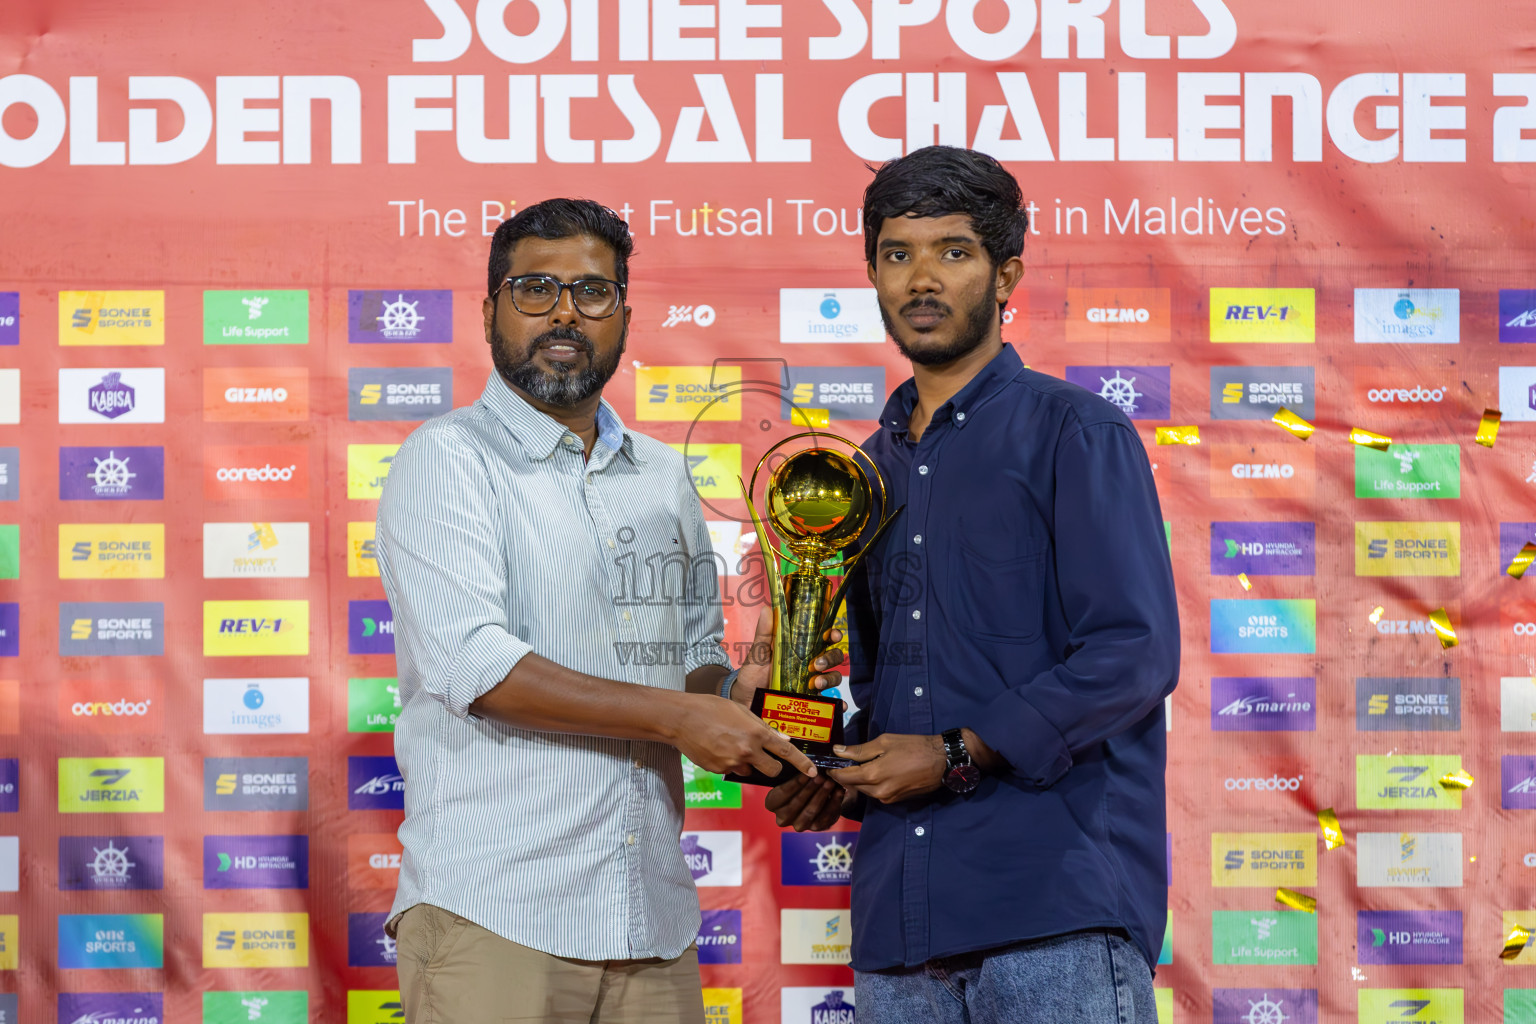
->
[[718, 667, 742, 701], [941, 727, 970, 769]]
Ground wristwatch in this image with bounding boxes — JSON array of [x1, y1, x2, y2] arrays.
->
[[941, 728, 981, 794], [718, 668, 741, 702]]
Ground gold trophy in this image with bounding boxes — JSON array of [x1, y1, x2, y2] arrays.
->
[[726, 432, 901, 787]]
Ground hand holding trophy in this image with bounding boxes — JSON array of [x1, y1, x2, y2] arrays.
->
[[727, 432, 901, 787]]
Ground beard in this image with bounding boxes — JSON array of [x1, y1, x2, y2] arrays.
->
[[880, 291, 998, 367], [491, 320, 626, 407]]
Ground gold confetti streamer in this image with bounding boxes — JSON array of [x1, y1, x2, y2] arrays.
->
[[1272, 407, 1315, 440], [1428, 608, 1457, 649], [1349, 427, 1392, 450], [1275, 888, 1317, 914], [1155, 426, 1201, 445], [1438, 768, 1474, 791], [1317, 808, 1345, 850], [1369, 606, 1385, 625], [1476, 409, 1502, 448], [1508, 541, 1536, 579], [1238, 573, 1252, 591], [792, 407, 831, 429], [1502, 924, 1532, 961]]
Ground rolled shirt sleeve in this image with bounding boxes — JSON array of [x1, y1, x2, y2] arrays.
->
[[376, 423, 534, 720]]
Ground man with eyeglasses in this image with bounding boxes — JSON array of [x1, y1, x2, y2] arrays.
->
[[376, 198, 838, 1023]]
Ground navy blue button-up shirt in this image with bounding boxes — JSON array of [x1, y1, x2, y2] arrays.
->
[[843, 343, 1179, 972]]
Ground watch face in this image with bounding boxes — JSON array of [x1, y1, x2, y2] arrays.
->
[[944, 763, 981, 793]]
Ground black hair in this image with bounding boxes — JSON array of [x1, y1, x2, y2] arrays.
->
[[486, 198, 634, 296], [861, 146, 1029, 267]]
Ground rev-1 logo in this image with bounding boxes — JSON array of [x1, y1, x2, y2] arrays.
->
[[1226, 305, 1294, 322]]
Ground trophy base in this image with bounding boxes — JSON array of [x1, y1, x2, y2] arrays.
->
[[725, 689, 854, 788]]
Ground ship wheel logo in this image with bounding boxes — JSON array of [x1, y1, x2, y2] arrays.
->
[[1243, 993, 1289, 1024], [1096, 370, 1142, 415], [810, 837, 854, 882], [89, 840, 136, 882], [378, 294, 425, 338], [88, 450, 136, 497]]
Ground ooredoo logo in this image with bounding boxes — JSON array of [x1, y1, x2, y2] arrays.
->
[[60, 680, 164, 733], [1353, 368, 1467, 418], [203, 367, 309, 422], [1224, 774, 1304, 792], [204, 445, 309, 500]]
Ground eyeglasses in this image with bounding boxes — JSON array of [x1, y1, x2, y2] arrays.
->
[[493, 275, 625, 319]]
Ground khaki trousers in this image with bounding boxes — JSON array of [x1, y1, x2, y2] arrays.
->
[[395, 903, 706, 1024]]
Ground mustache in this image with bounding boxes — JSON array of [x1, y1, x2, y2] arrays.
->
[[901, 297, 952, 316], [528, 325, 594, 355]]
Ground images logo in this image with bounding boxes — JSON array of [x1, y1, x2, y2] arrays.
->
[[349, 600, 395, 655], [203, 521, 310, 579], [347, 443, 401, 499], [779, 288, 883, 343], [1358, 911, 1463, 965], [204, 444, 309, 501], [1209, 599, 1316, 654], [347, 521, 380, 577], [682, 756, 742, 809], [1501, 289, 1536, 343], [203, 289, 309, 345], [1210, 522, 1315, 576], [1063, 365, 1171, 419], [1503, 755, 1536, 810], [636, 366, 741, 421], [781, 366, 886, 422], [348, 366, 452, 421], [203, 600, 309, 657], [1357, 755, 1464, 810], [1210, 444, 1315, 499], [0, 446, 18, 502], [347, 912, 397, 968], [1065, 288, 1172, 343], [1211, 911, 1318, 966], [58, 446, 164, 501], [1502, 677, 1536, 732], [204, 757, 308, 811], [58, 367, 166, 423], [203, 677, 309, 735], [1355, 443, 1460, 499], [1209, 288, 1315, 343], [781, 909, 852, 964], [348, 289, 452, 343], [0, 293, 15, 345], [347, 991, 406, 1024], [1356, 679, 1461, 732], [203, 366, 310, 421], [203, 991, 308, 1024], [1212, 989, 1317, 1024], [681, 831, 743, 886], [346, 834, 404, 890], [348, 755, 406, 810], [58, 835, 164, 891], [58, 757, 164, 813], [58, 601, 163, 656], [1354, 288, 1460, 344], [348, 678, 401, 733], [1211, 833, 1316, 887], [202, 912, 309, 968], [205, 835, 309, 890], [1357, 988, 1464, 1024], [671, 444, 742, 500], [1211, 678, 1316, 732], [60, 679, 164, 734], [58, 993, 163, 1024], [1355, 522, 1460, 577], [1498, 366, 1536, 421], [1357, 832, 1463, 888], [57, 913, 164, 969], [697, 910, 742, 965], [59, 290, 164, 346], [58, 523, 163, 579], [782, 832, 857, 886]]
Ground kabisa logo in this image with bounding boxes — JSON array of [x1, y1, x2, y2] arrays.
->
[[1211, 989, 1318, 1024], [1356, 755, 1464, 810], [347, 833, 404, 889], [1209, 288, 1316, 344], [781, 832, 857, 886], [1357, 988, 1464, 1024], [348, 522, 380, 578], [1210, 833, 1316, 887], [1211, 911, 1319, 966], [779, 288, 883, 343], [662, 303, 716, 328], [1063, 365, 1171, 420], [1065, 288, 1172, 343], [348, 912, 397, 968], [0, 293, 16, 346], [1355, 444, 1460, 499], [348, 755, 405, 810], [782, 987, 857, 1024], [1496, 366, 1536, 421], [681, 831, 742, 886], [1357, 911, 1463, 966], [202, 912, 309, 968], [1210, 444, 1315, 499], [204, 444, 309, 500], [1357, 832, 1464, 888], [58, 757, 165, 813], [59, 836, 165, 891], [696, 909, 742, 965], [203, 834, 309, 890], [59, 601, 164, 657], [202, 289, 309, 345], [1500, 289, 1536, 343], [1209, 599, 1316, 654], [57, 913, 165, 969], [1211, 678, 1316, 732], [671, 443, 742, 501], [203, 677, 309, 735], [348, 367, 452, 421], [60, 680, 164, 734], [781, 366, 886, 422], [636, 366, 741, 422], [1210, 522, 1315, 577], [346, 991, 407, 1024], [349, 677, 402, 733], [347, 289, 452, 343], [203, 366, 310, 422], [204, 757, 308, 811], [59, 290, 165, 346], [59, 524, 164, 580], [89, 372, 133, 419], [203, 521, 310, 579], [1354, 288, 1460, 344], [1356, 678, 1461, 732], [349, 600, 396, 655], [1355, 522, 1461, 577], [58, 447, 164, 501], [59, 368, 166, 424], [347, 443, 401, 499], [1503, 755, 1536, 810], [57, 992, 164, 1024], [203, 600, 309, 657], [202, 991, 309, 1024]]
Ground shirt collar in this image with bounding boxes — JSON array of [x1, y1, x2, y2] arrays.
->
[[877, 343, 1024, 438], [478, 372, 642, 464]]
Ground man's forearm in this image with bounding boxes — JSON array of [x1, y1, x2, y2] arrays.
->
[[468, 651, 691, 743], [685, 664, 730, 697]]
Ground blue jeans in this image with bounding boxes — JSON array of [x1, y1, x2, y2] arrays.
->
[[856, 930, 1157, 1024]]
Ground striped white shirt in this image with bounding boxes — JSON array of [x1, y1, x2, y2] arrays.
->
[[376, 372, 731, 961]]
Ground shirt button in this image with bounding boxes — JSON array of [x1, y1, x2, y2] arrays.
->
[[626, 834, 636, 845], [914, 687, 923, 696], [607, 538, 616, 549], [912, 609, 921, 620], [918, 465, 929, 475], [913, 534, 922, 545], [633, 759, 644, 769], [956, 411, 966, 422], [623, 611, 632, 621], [914, 826, 926, 837]]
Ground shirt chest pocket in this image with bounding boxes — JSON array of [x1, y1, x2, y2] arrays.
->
[[946, 533, 1046, 643]]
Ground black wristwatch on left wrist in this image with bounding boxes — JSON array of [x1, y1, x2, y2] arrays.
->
[[941, 728, 981, 794]]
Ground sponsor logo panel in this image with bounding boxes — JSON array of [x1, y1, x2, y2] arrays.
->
[[637, 366, 742, 421], [203, 366, 310, 421], [0, 680, 12, 734], [1503, 912, 1536, 966], [0, 527, 14, 580], [1498, 366, 1536, 421], [59, 994, 163, 1023], [1357, 832, 1463, 887], [347, 990, 406, 1024], [681, 831, 743, 887], [781, 832, 857, 886], [780, 909, 852, 964], [1503, 755, 1536, 809], [1210, 366, 1316, 420], [0, 446, 18, 501], [1501, 289, 1536, 343], [202, 912, 309, 968], [779, 288, 883, 344], [671, 444, 742, 500], [204, 834, 309, 889], [203, 756, 309, 811], [349, 600, 395, 655], [203, 990, 309, 1024], [59, 679, 164, 733], [1354, 288, 1460, 344], [58, 835, 164, 890], [1355, 678, 1461, 732], [0, 915, 11, 969], [1357, 910, 1463, 965], [204, 445, 309, 501], [1209, 522, 1315, 576], [58, 523, 164, 579], [348, 289, 452, 343], [1353, 368, 1464, 417], [1215, 761, 1307, 801], [781, 986, 857, 1023], [1357, 989, 1463, 1024], [348, 911, 397, 967], [348, 677, 401, 733], [702, 989, 743, 1024], [697, 909, 742, 965], [0, 370, 15, 425], [58, 368, 166, 423], [1210, 444, 1316, 499], [346, 833, 403, 890], [1063, 365, 1171, 419], [203, 522, 310, 578], [1354, 443, 1460, 499], [1209, 288, 1315, 343], [203, 600, 309, 657], [1364, 600, 1462, 645], [347, 444, 401, 500], [1210, 910, 1318, 966], [1212, 989, 1317, 1024], [59, 290, 164, 346], [781, 366, 886, 421], [0, 605, 14, 658], [1355, 521, 1461, 577], [1065, 288, 1172, 343], [683, 757, 743, 809], [1210, 832, 1317, 887], [348, 521, 379, 577], [348, 755, 405, 810], [203, 289, 309, 345], [203, 677, 309, 735], [1209, 599, 1316, 654], [348, 366, 452, 421], [1357, 754, 1464, 810], [1502, 677, 1536, 732], [0, 759, 14, 812], [58, 601, 164, 657], [1211, 677, 1316, 731], [58, 757, 164, 813], [1508, 990, 1536, 1023], [0, 292, 15, 345], [57, 913, 164, 968], [59, 446, 164, 501], [1500, 600, 1536, 654]]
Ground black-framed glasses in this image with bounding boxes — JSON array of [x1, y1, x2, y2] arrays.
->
[[493, 275, 625, 319]]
